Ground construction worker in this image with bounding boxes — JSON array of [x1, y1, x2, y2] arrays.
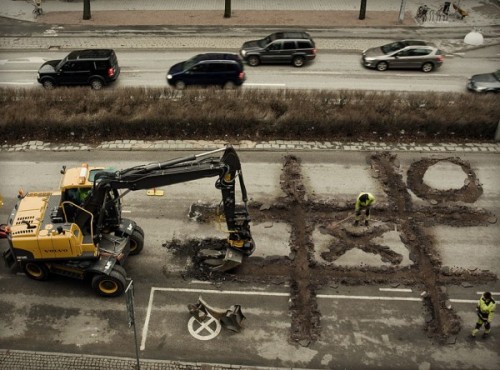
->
[[353, 192, 376, 227], [471, 292, 496, 338]]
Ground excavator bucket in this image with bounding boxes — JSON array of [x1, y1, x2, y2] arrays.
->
[[199, 248, 244, 272], [188, 296, 246, 332], [220, 305, 246, 332]]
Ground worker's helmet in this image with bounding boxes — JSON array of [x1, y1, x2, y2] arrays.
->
[[360, 193, 369, 202], [484, 292, 492, 300]]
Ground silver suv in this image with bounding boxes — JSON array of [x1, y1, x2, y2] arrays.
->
[[239, 31, 316, 68]]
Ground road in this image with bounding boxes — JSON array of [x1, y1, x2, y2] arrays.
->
[[0, 149, 499, 369], [1, 49, 499, 91]]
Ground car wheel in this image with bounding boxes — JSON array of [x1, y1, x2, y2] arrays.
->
[[422, 62, 434, 73], [224, 81, 236, 90], [248, 56, 260, 67], [376, 62, 389, 72], [90, 79, 104, 90], [22, 262, 49, 281], [42, 79, 55, 89], [175, 80, 186, 90], [292, 56, 305, 68]]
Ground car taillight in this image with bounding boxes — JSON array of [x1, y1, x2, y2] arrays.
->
[[108, 67, 115, 77], [437, 55, 444, 62], [239, 71, 245, 80], [312, 48, 317, 55]]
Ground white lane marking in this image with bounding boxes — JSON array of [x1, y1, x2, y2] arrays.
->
[[140, 287, 481, 350], [0, 82, 34, 85], [245, 83, 286, 87], [317, 294, 421, 301], [121, 210, 131, 213], [0, 70, 38, 72], [0, 57, 46, 65], [379, 288, 412, 293]]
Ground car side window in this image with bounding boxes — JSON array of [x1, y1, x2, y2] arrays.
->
[[73, 62, 92, 71], [268, 42, 282, 51], [413, 49, 431, 56], [61, 62, 76, 71], [95, 61, 108, 70], [191, 63, 208, 72], [283, 41, 296, 50], [297, 41, 311, 49], [395, 50, 411, 57], [210, 63, 230, 72]]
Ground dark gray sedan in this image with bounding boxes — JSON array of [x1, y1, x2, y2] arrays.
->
[[361, 40, 444, 73], [467, 70, 500, 93]]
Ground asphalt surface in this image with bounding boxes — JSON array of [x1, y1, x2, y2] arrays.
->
[[0, 1, 500, 369]]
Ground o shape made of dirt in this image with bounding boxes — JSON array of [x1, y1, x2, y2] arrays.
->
[[407, 157, 482, 203]]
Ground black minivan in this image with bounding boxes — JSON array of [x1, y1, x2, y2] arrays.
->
[[166, 53, 245, 90], [37, 49, 120, 90]]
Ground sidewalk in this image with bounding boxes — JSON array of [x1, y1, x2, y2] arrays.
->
[[0, 0, 499, 53], [1, 0, 500, 27], [0, 2, 500, 370]]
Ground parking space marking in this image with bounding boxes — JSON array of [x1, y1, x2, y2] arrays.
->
[[139, 287, 479, 351]]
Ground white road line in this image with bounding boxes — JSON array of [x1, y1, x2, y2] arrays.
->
[[317, 294, 422, 301], [139, 286, 480, 351], [0, 82, 34, 85], [140, 288, 156, 351], [245, 83, 286, 87], [0, 70, 38, 72], [379, 288, 412, 293], [152, 287, 289, 296]]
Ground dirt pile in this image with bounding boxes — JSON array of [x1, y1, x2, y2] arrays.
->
[[164, 151, 497, 344]]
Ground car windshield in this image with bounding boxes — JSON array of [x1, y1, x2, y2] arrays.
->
[[494, 70, 500, 81], [183, 55, 201, 70], [259, 36, 272, 48], [56, 56, 68, 70], [381, 41, 405, 54]]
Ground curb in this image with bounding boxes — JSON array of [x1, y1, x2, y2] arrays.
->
[[2, 140, 499, 154]]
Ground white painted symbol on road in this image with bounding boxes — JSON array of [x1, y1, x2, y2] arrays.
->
[[187, 315, 221, 341]]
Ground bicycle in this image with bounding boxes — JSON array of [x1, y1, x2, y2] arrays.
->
[[32, 0, 43, 19], [415, 5, 429, 24]]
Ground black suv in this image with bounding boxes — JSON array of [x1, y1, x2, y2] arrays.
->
[[166, 53, 245, 90], [239, 31, 316, 67], [37, 49, 120, 90]]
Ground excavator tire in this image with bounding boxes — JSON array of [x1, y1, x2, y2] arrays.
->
[[91, 270, 126, 297], [134, 225, 145, 237], [22, 262, 50, 281], [129, 229, 144, 256], [112, 264, 128, 279]]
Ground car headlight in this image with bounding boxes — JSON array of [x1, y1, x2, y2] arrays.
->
[[241, 50, 246, 56], [167, 74, 172, 80]]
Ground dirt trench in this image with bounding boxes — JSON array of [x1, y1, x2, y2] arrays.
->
[[164, 152, 497, 344]]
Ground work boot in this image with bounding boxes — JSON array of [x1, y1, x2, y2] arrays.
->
[[353, 220, 359, 227], [482, 331, 490, 339], [471, 328, 479, 337], [364, 220, 369, 226]]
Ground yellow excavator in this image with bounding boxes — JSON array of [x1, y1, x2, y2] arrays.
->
[[1, 146, 255, 297]]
